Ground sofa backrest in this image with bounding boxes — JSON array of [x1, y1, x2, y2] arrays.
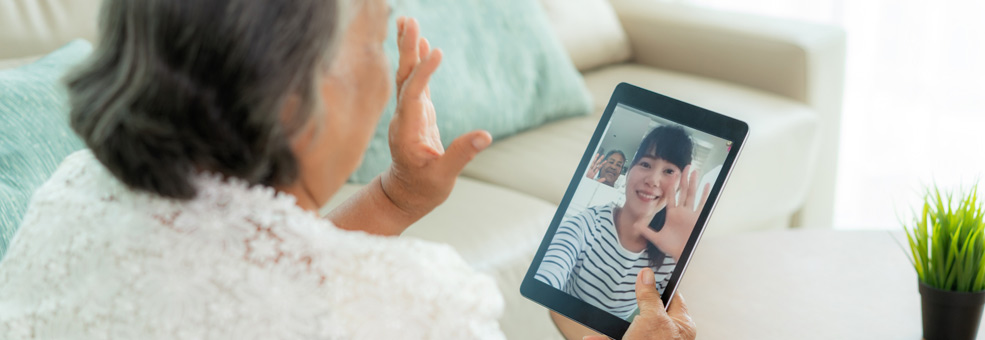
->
[[1, 0, 633, 71], [539, 0, 632, 72], [0, 0, 102, 60]]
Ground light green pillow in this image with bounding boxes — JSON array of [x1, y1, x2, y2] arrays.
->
[[349, 0, 593, 182], [0, 40, 92, 259]]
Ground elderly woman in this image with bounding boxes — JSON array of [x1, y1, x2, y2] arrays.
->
[[0, 0, 694, 339]]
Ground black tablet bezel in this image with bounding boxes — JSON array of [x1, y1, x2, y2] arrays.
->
[[520, 82, 749, 338]]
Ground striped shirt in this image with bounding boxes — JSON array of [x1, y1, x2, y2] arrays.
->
[[535, 203, 677, 320]]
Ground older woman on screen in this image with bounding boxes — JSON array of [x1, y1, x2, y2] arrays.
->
[[586, 149, 627, 187], [0, 0, 693, 339]]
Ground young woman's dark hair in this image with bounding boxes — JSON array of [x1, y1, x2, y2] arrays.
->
[[630, 125, 693, 170], [630, 125, 693, 269]]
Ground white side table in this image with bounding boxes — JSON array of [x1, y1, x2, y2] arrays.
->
[[678, 230, 984, 340]]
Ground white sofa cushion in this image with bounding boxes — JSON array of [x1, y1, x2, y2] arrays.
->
[[320, 177, 562, 340], [463, 63, 819, 234], [462, 115, 601, 208], [539, 0, 631, 72]]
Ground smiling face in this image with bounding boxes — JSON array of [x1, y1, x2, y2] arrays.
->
[[623, 154, 682, 218], [599, 152, 625, 186], [620, 125, 693, 219]]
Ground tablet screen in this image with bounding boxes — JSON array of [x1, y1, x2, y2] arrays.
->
[[533, 102, 734, 321]]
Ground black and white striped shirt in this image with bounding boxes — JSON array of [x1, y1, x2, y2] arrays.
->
[[535, 204, 676, 320]]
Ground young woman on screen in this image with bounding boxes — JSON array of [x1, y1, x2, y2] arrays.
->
[[536, 124, 710, 320]]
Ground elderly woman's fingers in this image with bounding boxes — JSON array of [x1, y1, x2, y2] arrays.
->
[[399, 48, 442, 102], [667, 291, 697, 338], [667, 291, 689, 320], [418, 38, 431, 98], [439, 130, 492, 177], [587, 153, 602, 178], [635, 268, 666, 315], [395, 17, 421, 89], [418, 38, 430, 63]]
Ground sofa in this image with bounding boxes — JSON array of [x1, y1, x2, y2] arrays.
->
[[0, 0, 844, 338]]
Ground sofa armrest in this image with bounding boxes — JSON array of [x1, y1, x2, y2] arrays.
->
[[611, 0, 847, 228]]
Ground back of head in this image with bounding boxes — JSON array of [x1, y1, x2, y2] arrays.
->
[[67, 0, 344, 199]]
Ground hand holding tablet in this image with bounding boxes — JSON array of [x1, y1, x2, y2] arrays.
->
[[521, 83, 748, 338]]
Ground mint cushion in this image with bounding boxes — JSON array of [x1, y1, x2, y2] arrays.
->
[[0, 40, 92, 259], [349, 0, 593, 182]]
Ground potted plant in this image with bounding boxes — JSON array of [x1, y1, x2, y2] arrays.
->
[[904, 185, 985, 340]]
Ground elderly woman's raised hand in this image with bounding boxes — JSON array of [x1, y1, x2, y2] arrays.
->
[[381, 17, 493, 222], [586, 153, 604, 181]]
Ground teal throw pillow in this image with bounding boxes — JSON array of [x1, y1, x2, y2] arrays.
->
[[0, 40, 92, 259], [349, 0, 593, 182]]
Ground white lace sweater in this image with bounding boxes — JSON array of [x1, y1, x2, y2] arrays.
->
[[0, 150, 505, 339]]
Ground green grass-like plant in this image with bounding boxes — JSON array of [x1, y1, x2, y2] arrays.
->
[[904, 184, 985, 292]]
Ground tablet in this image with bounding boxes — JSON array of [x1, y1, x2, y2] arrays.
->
[[520, 82, 748, 338]]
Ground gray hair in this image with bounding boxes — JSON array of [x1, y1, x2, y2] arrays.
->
[[67, 0, 351, 199]]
